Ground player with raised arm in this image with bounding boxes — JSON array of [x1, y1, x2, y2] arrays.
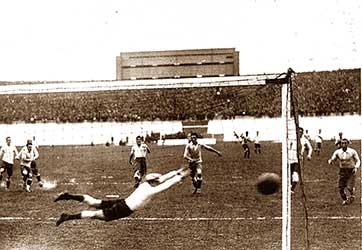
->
[[54, 166, 189, 226], [129, 135, 151, 188], [183, 133, 222, 194], [328, 138, 360, 205], [234, 131, 251, 158]]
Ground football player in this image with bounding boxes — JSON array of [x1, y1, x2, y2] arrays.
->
[[129, 135, 151, 188], [0, 136, 19, 190], [18, 140, 42, 192], [289, 127, 312, 193], [54, 166, 190, 226], [183, 133, 222, 194], [328, 138, 360, 205]]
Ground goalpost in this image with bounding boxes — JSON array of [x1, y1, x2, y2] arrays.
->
[[281, 68, 310, 250]]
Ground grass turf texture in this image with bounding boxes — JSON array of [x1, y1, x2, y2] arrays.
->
[[0, 141, 360, 250]]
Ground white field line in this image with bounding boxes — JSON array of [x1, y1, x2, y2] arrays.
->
[[0, 216, 360, 222]]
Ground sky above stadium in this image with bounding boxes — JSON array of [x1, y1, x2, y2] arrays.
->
[[0, 0, 360, 81]]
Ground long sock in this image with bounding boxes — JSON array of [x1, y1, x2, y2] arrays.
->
[[339, 189, 347, 200], [68, 213, 82, 220], [347, 188, 355, 197], [69, 194, 85, 202], [36, 175, 42, 182], [192, 179, 197, 188], [6, 179, 10, 188]]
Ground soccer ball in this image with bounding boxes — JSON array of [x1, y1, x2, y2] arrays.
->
[[256, 173, 281, 195]]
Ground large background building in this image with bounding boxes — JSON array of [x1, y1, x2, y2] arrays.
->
[[116, 48, 239, 80]]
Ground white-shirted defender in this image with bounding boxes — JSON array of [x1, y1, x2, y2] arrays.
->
[[183, 133, 222, 194], [54, 166, 189, 226], [328, 138, 360, 205], [0, 136, 19, 190], [129, 135, 151, 188]]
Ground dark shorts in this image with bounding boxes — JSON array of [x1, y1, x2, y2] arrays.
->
[[30, 161, 40, 175], [101, 199, 133, 221], [134, 157, 147, 176], [338, 168, 355, 189], [290, 162, 300, 174], [254, 143, 261, 149], [1, 162, 13, 177], [189, 161, 202, 178], [315, 142, 322, 149], [242, 144, 249, 151]]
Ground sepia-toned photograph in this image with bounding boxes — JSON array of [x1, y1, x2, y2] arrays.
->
[[0, 1, 360, 249]]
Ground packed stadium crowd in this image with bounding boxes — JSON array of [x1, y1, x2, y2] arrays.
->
[[0, 69, 359, 124]]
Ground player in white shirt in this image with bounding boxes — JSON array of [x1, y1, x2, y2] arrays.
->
[[254, 131, 261, 154], [129, 136, 151, 188], [328, 138, 360, 205], [314, 129, 323, 156], [183, 133, 222, 194], [54, 166, 190, 226], [18, 140, 42, 192], [0, 136, 19, 190], [289, 127, 312, 192]]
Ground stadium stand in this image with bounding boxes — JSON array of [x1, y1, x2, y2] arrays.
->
[[0, 69, 359, 124]]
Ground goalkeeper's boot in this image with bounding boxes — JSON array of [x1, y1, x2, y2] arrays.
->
[[342, 200, 348, 206], [56, 213, 70, 226]]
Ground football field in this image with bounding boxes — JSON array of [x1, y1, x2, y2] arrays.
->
[[0, 141, 360, 250]]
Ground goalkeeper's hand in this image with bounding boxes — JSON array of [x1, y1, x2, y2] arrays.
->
[[328, 159, 332, 165], [176, 168, 190, 179], [352, 167, 358, 174]]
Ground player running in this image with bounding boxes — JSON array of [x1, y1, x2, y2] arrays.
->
[[54, 166, 189, 226], [0, 136, 19, 190], [18, 139, 42, 192], [183, 133, 222, 194], [129, 136, 151, 188], [328, 138, 360, 205]]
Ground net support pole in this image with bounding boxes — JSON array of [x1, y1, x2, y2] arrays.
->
[[281, 77, 292, 250]]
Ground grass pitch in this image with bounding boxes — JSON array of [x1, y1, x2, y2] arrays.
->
[[0, 141, 360, 250]]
